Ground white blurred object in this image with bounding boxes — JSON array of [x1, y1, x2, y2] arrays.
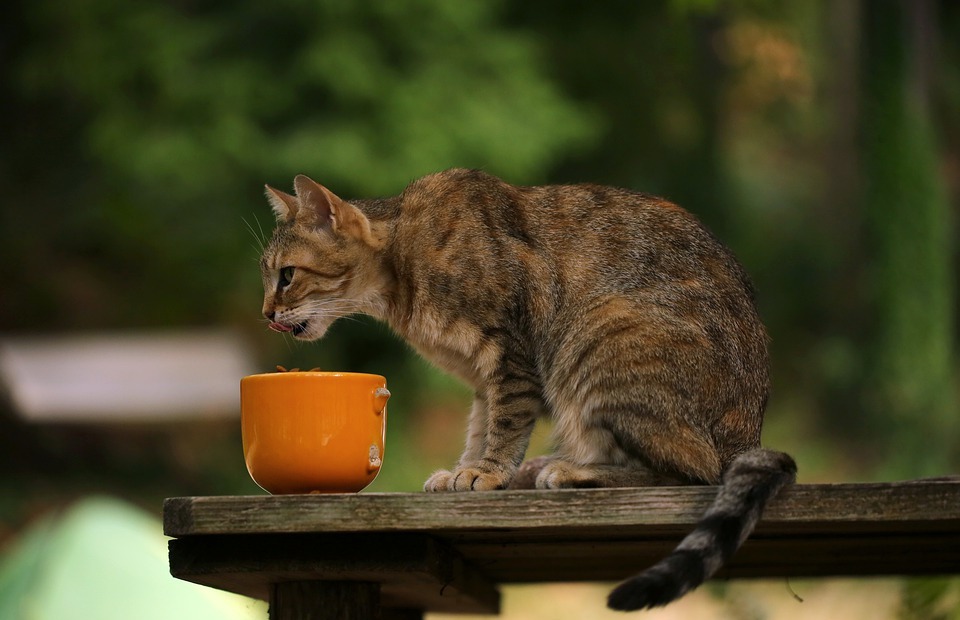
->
[[0, 331, 256, 422]]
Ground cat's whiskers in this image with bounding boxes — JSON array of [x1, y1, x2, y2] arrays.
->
[[299, 298, 368, 322], [304, 298, 364, 310], [252, 213, 268, 248], [242, 216, 267, 256]]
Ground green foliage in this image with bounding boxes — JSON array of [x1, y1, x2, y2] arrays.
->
[[899, 578, 960, 620], [5, 0, 597, 327], [18, 0, 597, 195]]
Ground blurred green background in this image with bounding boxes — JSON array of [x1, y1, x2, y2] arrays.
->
[[1, 0, 958, 618]]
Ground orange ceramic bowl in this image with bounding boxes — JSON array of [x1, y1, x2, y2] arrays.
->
[[240, 372, 389, 494]]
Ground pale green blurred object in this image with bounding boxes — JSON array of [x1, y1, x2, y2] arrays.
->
[[0, 497, 266, 620]]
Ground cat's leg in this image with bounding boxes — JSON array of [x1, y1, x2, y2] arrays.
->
[[531, 424, 721, 489], [535, 460, 683, 489], [540, 399, 720, 489], [427, 357, 544, 492], [599, 410, 723, 484], [509, 454, 682, 489], [424, 394, 488, 491], [545, 300, 732, 488]]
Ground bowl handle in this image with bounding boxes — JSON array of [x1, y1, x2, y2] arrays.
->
[[373, 387, 391, 415], [368, 444, 383, 472]]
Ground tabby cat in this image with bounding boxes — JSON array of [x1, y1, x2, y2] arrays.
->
[[258, 169, 797, 610]]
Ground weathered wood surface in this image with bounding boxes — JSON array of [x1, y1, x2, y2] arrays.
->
[[165, 480, 960, 615]]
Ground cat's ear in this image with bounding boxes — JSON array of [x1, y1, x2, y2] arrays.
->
[[264, 185, 299, 222], [293, 175, 384, 249], [293, 174, 338, 229]]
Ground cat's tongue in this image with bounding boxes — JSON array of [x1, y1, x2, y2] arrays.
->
[[268, 322, 293, 333]]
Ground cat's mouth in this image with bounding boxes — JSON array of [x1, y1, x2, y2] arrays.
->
[[268, 321, 308, 336]]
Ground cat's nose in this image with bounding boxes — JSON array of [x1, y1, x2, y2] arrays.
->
[[264, 310, 275, 321]]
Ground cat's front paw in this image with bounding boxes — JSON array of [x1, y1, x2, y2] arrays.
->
[[423, 467, 510, 491], [424, 469, 455, 492], [452, 467, 510, 491]]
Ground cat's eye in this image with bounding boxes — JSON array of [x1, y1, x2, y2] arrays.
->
[[278, 266, 295, 288]]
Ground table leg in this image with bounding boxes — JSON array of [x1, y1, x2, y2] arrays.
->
[[270, 581, 380, 620], [381, 609, 424, 620]]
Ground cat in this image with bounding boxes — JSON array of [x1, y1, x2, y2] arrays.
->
[[258, 169, 797, 610]]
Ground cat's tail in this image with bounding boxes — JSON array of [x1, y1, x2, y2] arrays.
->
[[607, 448, 797, 611]]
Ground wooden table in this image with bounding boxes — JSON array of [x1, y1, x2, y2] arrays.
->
[[164, 479, 960, 619]]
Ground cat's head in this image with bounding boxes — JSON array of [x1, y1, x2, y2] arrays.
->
[[259, 175, 389, 341]]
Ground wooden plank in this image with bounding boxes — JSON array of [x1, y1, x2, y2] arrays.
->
[[168, 533, 500, 615], [453, 533, 960, 582], [164, 481, 960, 537], [164, 480, 960, 614]]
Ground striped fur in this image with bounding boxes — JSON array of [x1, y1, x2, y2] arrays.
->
[[259, 169, 796, 607]]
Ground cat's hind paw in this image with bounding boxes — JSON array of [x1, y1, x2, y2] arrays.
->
[[535, 460, 582, 489], [508, 456, 554, 489]]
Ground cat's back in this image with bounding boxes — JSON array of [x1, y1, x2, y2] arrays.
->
[[394, 169, 747, 293], [397, 167, 691, 247]]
